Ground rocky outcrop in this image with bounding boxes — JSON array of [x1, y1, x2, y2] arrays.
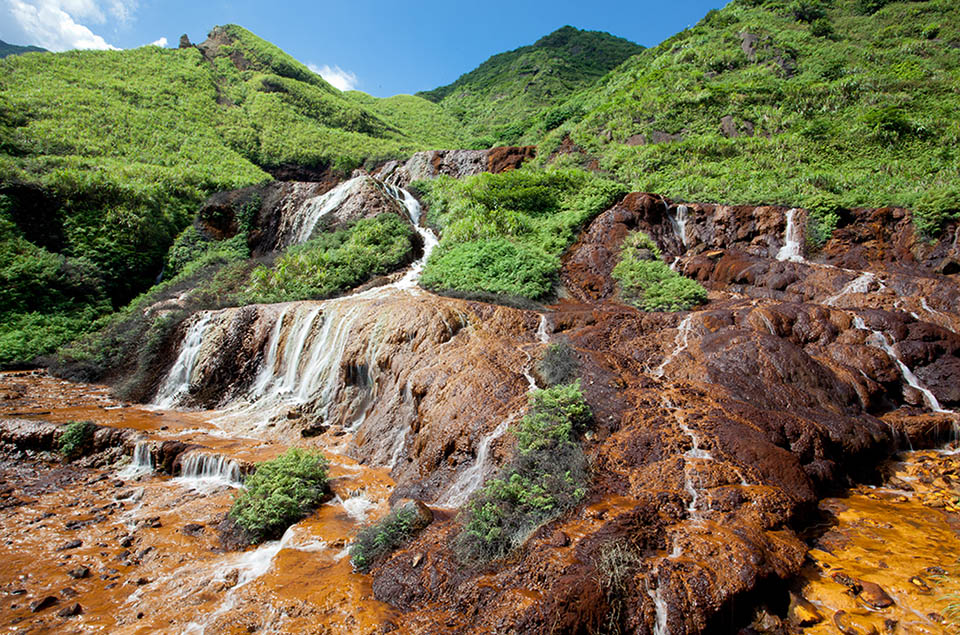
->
[[140, 181, 960, 634], [375, 146, 536, 187]]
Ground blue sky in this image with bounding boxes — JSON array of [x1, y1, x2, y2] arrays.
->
[[1, 0, 727, 96]]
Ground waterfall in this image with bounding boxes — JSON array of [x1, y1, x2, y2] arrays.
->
[[154, 313, 214, 408], [653, 315, 695, 378], [285, 177, 364, 246], [438, 418, 512, 508], [776, 208, 805, 262], [119, 440, 154, 479], [670, 205, 690, 249], [853, 316, 952, 414], [536, 314, 550, 344], [175, 451, 244, 489]]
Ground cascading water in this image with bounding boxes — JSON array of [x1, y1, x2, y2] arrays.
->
[[853, 316, 953, 415], [775, 208, 805, 262], [653, 315, 694, 379], [175, 451, 244, 490], [153, 313, 213, 408], [438, 418, 511, 508], [119, 440, 154, 479], [825, 272, 876, 307], [670, 205, 690, 249], [284, 177, 364, 246]]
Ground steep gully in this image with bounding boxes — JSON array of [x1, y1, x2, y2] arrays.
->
[[2, 152, 960, 633]]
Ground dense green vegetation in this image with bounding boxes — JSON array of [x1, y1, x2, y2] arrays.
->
[[349, 503, 428, 572], [0, 25, 462, 366], [538, 0, 960, 237], [417, 168, 627, 301], [246, 214, 414, 303], [454, 382, 591, 564], [419, 26, 643, 147], [228, 448, 329, 543], [612, 231, 708, 311], [58, 420, 95, 460], [0, 40, 46, 58]]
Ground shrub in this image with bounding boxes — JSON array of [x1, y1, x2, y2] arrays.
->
[[612, 231, 707, 312], [855, 0, 892, 15], [453, 382, 591, 564], [536, 341, 580, 387], [58, 420, 95, 460], [228, 448, 329, 543], [349, 501, 431, 572]]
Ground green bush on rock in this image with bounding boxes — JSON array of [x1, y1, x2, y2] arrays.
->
[[612, 231, 707, 311], [228, 448, 329, 543], [349, 500, 433, 572], [58, 420, 95, 460]]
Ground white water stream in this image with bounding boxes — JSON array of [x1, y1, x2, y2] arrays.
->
[[670, 205, 690, 249], [652, 314, 695, 379], [118, 440, 155, 479], [153, 313, 213, 408], [775, 208, 805, 262], [174, 451, 245, 490], [852, 316, 953, 415]]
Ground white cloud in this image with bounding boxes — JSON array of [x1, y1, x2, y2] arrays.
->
[[148, 36, 166, 47], [309, 63, 359, 92], [1, 0, 140, 51]]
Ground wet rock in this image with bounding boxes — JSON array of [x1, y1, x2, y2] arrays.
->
[[60, 588, 77, 598], [393, 499, 433, 532], [29, 595, 58, 612], [858, 579, 894, 608], [788, 593, 823, 626], [57, 539, 82, 551], [56, 603, 82, 617], [181, 523, 205, 536], [548, 531, 570, 547], [67, 566, 89, 579], [833, 610, 879, 635], [118, 535, 134, 548]]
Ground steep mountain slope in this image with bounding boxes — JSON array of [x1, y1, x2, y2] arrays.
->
[[418, 26, 644, 146], [0, 40, 47, 58], [0, 25, 463, 365], [540, 0, 960, 237]]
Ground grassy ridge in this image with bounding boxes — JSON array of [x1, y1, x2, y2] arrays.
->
[[538, 0, 960, 236], [418, 26, 643, 147]]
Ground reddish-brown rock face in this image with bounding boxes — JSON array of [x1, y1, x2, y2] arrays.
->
[[10, 182, 960, 633]]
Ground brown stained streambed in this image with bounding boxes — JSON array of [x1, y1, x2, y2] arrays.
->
[[787, 449, 960, 634], [0, 371, 399, 634]]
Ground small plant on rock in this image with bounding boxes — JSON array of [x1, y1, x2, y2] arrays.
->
[[58, 420, 95, 460], [228, 448, 329, 543], [349, 500, 433, 572], [612, 230, 707, 312]]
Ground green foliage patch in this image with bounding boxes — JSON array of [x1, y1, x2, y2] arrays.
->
[[417, 168, 627, 301], [58, 420, 95, 460], [612, 231, 708, 311], [246, 213, 414, 303], [229, 448, 329, 543], [453, 382, 591, 564], [349, 505, 422, 572]]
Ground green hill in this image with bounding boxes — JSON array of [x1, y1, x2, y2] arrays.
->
[[0, 24, 463, 365], [418, 26, 644, 147], [0, 40, 47, 58], [537, 0, 960, 237]]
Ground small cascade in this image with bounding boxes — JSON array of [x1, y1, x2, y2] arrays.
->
[[175, 451, 244, 489], [653, 315, 695, 378], [153, 313, 213, 408], [119, 440, 154, 479], [775, 208, 805, 262], [285, 177, 363, 246], [853, 316, 953, 415], [759, 313, 777, 335], [438, 418, 511, 508], [649, 583, 670, 635], [381, 182, 439, 290], [670, 205, 690, 249], [536, 314, 550, 344], [341, 493, 376, 523], [825, 272, 876, 307]]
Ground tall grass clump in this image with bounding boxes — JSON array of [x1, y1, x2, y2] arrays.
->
[[612, 231, 707, 311]]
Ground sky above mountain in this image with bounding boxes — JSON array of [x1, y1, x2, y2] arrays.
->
[[0, 0, 725, 96]]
